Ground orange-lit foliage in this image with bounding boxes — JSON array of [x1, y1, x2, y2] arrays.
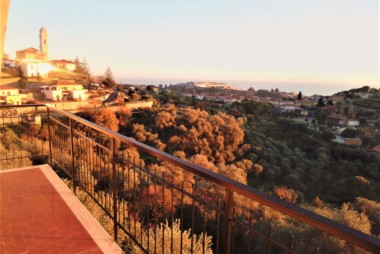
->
[[273, 186, 298, 204], [117, 107, 132, 127], [77, 108, 119, 132], [162, 107, 246, 164], [92, 108, 119, 132], [132, 124, 166, 151]]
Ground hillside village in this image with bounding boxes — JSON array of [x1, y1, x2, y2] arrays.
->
[[1, 11, 380, 253], [1, 27, 380, 156]]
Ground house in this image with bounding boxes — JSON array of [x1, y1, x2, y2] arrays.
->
[[0, 85, 22, 105], [327, 95, 344, 104], [102, 91, 128, 106], [276, 103, 302, 112], [327, 114, 348, 126], [40, 80, 88, 101], [50, 59, 76, 71], [2, 55, 17, 68], [19, 61, 53, 78], [193, 82, 231, 89], [147, 85, 159, 93], [219, 96, 241, 104]]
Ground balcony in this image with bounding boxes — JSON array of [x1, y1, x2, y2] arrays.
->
[[1, 104, 379, 253]]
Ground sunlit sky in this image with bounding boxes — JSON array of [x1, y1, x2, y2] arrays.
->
[[4, 0, 379, 95]]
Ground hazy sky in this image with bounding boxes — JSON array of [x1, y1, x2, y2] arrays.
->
[[4, 0, 379, 94]]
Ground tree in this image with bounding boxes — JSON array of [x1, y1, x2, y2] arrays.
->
[[317, 97, 325, 107], [273, 186, 298, 204], [353, 197, 380, 235], [297, 91, 303, 100], [77, 108, 119, 132], [316, 110, 327, 124], [81, 58, 91, 77], [358, 116, 367, 126], [103, 67, 116, 88], [341, 128, 357, 138], [74, 57, 92, 82]]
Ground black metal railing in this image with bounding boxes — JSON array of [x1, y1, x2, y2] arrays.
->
[[1, 104, 379, 253]]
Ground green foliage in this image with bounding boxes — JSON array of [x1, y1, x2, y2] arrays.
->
[[316, 109, 328, 123], [249, 121, 380, 205], [240, 100, 271, 115]]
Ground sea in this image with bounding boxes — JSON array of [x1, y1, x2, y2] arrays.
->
[[117, 77, 378, 97]]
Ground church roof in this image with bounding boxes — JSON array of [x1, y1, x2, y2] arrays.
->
[[16, 47, 42, 53], [40, 26, 47, 32]]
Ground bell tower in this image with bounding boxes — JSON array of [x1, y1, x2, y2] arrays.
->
[[39, 26, 48, 61]]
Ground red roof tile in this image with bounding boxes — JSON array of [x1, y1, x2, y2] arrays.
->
[[370, 145, 380, 153], [16, 47, 41, 53]]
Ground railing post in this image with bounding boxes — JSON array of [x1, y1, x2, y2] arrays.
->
[[224, 189, 233, 254], [111, 137, 118, 241], [69, 118, 76, 194], [47, 107, 53, 165]]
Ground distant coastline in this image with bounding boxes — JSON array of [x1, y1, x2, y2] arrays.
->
[[116, 77, 376, 96]]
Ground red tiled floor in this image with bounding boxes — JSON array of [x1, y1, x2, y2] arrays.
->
[[0, 166, 123, 254]]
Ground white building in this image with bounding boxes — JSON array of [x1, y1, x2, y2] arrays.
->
[[19, 61, 53, 78], [347, 119, 360, 127], [40, 81, 89, 101]]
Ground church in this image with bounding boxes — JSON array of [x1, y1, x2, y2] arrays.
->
[[16, 26, 48, 62], [16, 26, 52, 78]]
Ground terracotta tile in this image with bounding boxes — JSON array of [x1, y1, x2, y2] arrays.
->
[[0, 167, 114, 253]]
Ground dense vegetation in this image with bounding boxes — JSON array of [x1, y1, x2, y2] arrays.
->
[[4, 88, 378, 252], [83, 92, 379, 251]]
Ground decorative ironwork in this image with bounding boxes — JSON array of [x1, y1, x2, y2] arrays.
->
[[1, 104, 379, 253]]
